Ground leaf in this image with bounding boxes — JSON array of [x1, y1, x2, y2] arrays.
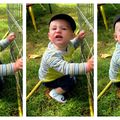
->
[[28, 54, 41, 59], [100, 53, 111, 59]]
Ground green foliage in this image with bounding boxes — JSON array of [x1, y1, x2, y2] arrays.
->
[[98, 4, 120, 30], [0, 4, 8, 38]]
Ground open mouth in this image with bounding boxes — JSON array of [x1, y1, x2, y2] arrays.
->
[[55, 35, 63, 38]]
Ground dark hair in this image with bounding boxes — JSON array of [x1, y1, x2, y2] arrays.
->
[[49, 14, 76, 32], [113, 15, 120, 29]]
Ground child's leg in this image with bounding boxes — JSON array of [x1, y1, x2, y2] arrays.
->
[[114, 82, 120, 87], [43, 75, 75, 92], [0, 77, 4, 90], [44, 75, 76, 103], [55, 87, 66, 94]]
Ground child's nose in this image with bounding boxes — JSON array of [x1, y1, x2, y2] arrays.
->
[[56, 28, 61, 32]]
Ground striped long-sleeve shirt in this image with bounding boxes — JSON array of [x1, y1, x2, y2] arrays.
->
[[38, 39, 87, 81], [109, 42, 120, 80], [0, 39, 14, 76]]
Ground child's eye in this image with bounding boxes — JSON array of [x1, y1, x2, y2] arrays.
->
[[62, 27, 67, 30], [51, 28, 56, 30]]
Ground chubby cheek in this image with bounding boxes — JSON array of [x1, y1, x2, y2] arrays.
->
[[48, 32, 54, 42], [118, 34, 120, 40]]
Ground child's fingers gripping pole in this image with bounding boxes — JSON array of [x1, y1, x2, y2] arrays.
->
[[26, 80, 42, 101]]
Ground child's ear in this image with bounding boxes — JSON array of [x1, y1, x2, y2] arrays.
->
[[114, 33, 118, 41], [72, 33, 75, 38]]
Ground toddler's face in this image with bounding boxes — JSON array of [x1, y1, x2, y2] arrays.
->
[[48, 19, 75, 49], [114, 22, 120, 43]]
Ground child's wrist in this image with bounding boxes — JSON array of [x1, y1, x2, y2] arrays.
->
[[86, 63, 91, 72], [13, 63, 17, 72], [7, 38, 13, 43], [6, 38, 11, 43]]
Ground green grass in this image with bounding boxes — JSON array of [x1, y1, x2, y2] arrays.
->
[[98, 4, 120, 116], [0, 4, 20, 116], [0, 4, 8, 37], [27, 76, 90, 116], [27, 4, 93, 116]]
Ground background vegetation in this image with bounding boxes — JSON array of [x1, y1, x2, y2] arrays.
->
[[98, 4, 120, 116]]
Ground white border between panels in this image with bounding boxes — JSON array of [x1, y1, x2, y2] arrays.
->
[[22, 2, 26, 117], [94, 1, 97, 118]]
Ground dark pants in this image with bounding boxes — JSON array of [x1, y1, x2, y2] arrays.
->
[[0, 77, 4, 90], [0, 61, 4, 90], [43, 75, 76, 92], [114, 82, 120, 87]]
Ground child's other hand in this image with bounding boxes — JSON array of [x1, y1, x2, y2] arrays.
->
[[13, 58, 23, 72], [77, 30, 85, 40], [7, 32, 16, 42], [86, 56, 94, 72]]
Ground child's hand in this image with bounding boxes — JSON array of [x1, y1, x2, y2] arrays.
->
[[76, 30, 85, 40], [86, 56, 94, 72], [13, 58, 23, 73], [7, 32, 16, 42]]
